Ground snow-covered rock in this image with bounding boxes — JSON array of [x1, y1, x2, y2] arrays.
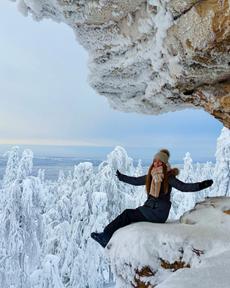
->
[[106, 197, 230, 288], [11, 0, 230, 128]]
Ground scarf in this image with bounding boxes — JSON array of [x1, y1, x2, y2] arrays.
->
[[149, 166, 164, 198]]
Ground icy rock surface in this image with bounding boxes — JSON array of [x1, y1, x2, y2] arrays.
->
[[11, 0, 230, 128]]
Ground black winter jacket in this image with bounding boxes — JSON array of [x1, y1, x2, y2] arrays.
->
[[119, 172, 203, 223]]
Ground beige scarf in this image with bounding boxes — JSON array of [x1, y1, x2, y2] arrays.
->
[[149, 166, 164, 198]]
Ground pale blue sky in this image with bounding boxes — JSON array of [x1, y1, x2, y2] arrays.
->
[[0, 2, 223, 162]]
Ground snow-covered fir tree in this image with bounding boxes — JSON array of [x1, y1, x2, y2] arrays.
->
[[170, 152, 196, 219], [2, 146, 19, 188], [212, 127, 230, 196], [0, 148, 44, 288]]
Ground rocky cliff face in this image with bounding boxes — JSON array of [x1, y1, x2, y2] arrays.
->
[[14, 0, 230, 127]]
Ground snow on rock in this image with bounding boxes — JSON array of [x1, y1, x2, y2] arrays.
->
[[106, 197, 230, 288], [158, 250, 230, 288], [11, 0, 230, 128]]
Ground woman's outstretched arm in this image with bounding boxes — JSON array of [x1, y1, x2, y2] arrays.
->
[[168, 175, 213, 192], [116, 170, 146, 186]]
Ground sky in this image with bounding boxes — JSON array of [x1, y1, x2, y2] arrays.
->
[[0, 1, 223, 162]]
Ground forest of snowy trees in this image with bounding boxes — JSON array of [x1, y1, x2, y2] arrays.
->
[[0, 127, 229, 288]]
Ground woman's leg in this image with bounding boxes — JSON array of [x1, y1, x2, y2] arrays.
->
[[103, 208, 147, 238]]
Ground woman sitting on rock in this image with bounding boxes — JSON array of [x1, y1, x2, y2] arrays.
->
[[91, 149, 213, 248]]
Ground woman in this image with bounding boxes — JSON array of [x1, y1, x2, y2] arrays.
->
[[91, 149, 213, 248]]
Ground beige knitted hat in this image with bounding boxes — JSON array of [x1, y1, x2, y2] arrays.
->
[[153, 149, 170, 164]]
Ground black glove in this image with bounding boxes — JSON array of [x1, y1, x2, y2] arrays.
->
[[116, 169, 123, 181], [199, 179, 213, 190]]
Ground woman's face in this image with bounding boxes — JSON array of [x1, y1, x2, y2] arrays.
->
[[153, 159, 163, 168]]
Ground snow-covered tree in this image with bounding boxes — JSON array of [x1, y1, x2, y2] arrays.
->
[[2, 146, 20, 188], [170, 152, 196, 219], [98, 146, 138, 221], [180, 152, 194, 182], [194, 161, 214, 202], [0, 149, 43, 288], [17, 149, 33, 181], [31, 254, 65, 288], [86, 191, 110, 288], [212, 127, 230, 196], [37, 169, 45, 184]]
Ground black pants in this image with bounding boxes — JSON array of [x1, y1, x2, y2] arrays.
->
[[104, 208, 147, 238]]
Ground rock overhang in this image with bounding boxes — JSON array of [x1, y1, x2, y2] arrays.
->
[[12, 0, 230, 127]]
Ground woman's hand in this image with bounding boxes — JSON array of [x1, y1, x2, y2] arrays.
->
[[199, 179, 213, 190]]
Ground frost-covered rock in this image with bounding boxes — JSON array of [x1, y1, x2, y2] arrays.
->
[[106, 197, 230, 288], [11, 0, 230, 128]]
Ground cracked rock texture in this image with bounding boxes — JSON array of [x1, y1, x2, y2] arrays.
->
[[14, 0, 230, 127]]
